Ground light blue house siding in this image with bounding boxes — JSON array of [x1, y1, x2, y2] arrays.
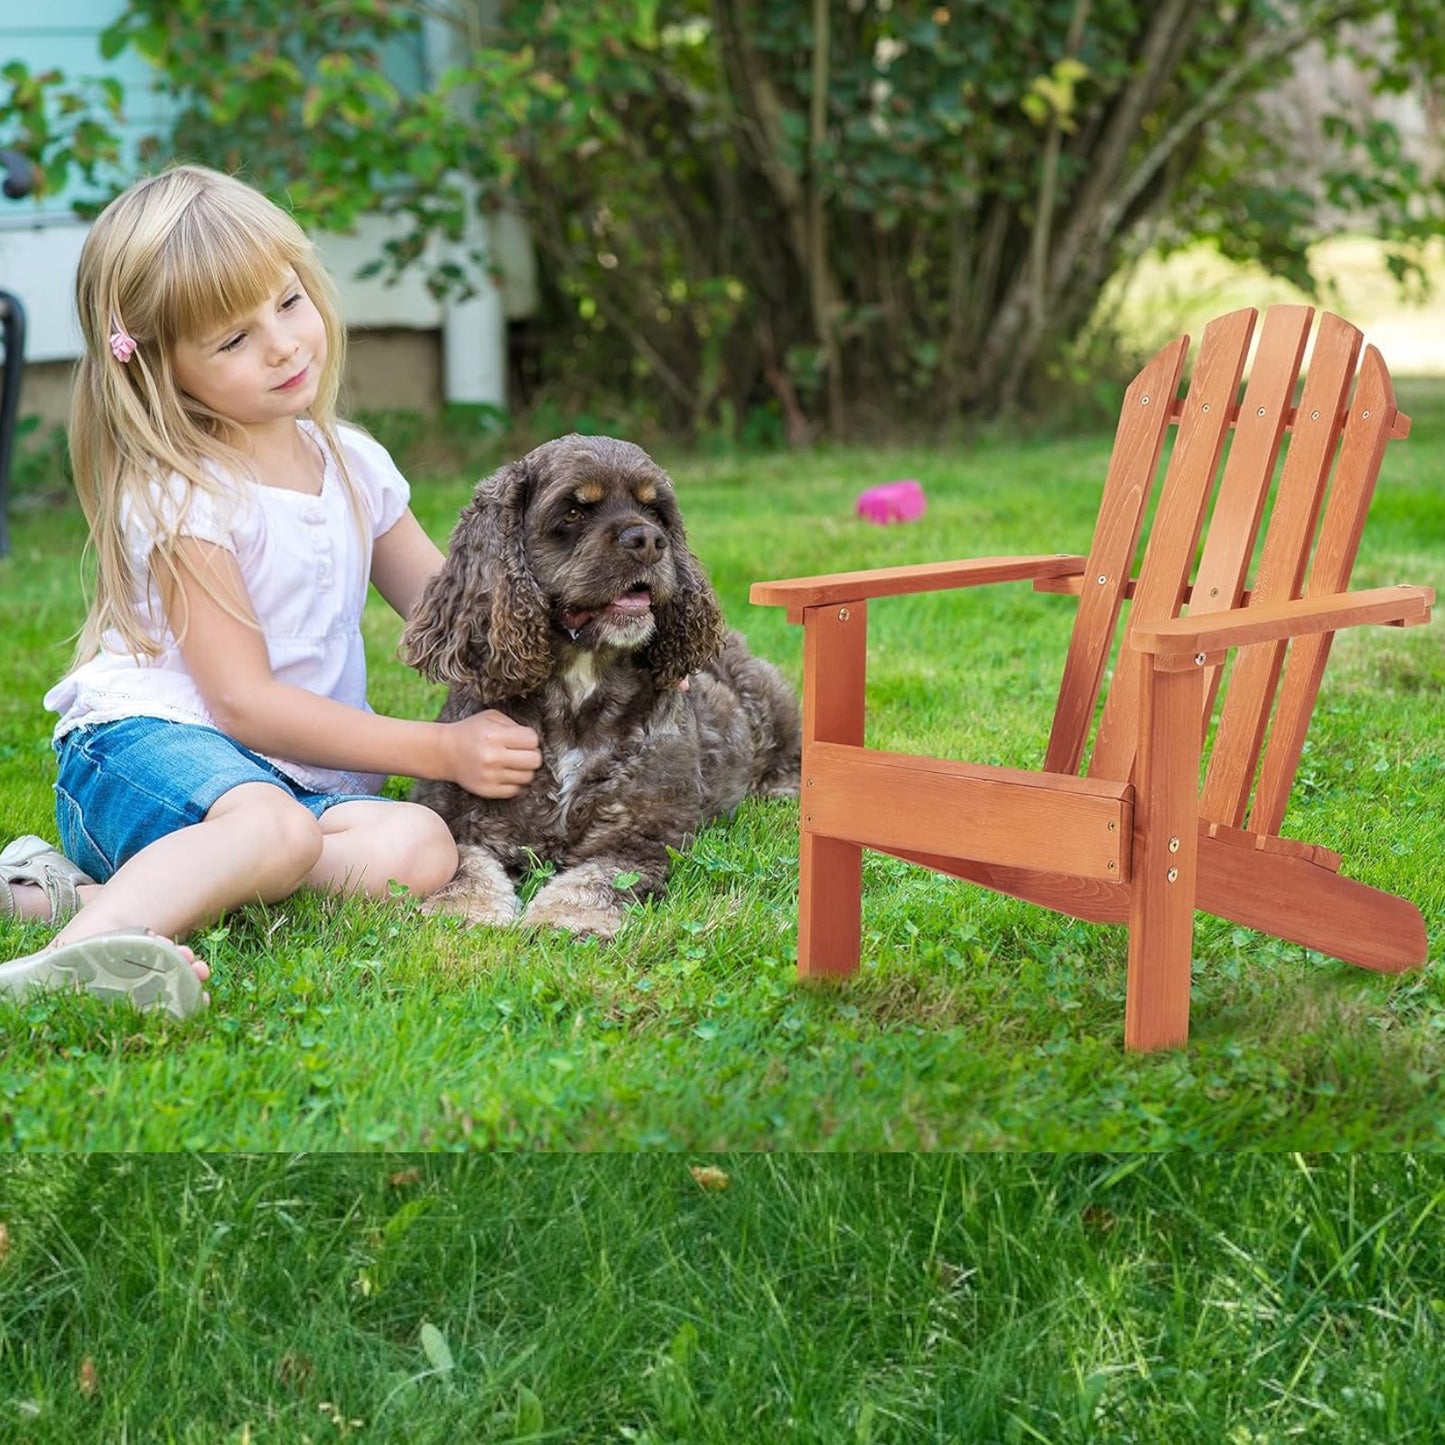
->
[[1, 0, 173, 221]]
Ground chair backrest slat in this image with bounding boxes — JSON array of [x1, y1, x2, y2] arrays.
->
[[1250, 345, 1398, 833], [1199, 311, 1363, 825], [1045, 305, 1405, 848], [1185, 305, 1314, 721], [1088, 308, 1255, 782], [1043, 337, 1186, 776]]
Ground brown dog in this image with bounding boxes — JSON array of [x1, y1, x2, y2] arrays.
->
[[402, 435, 800, 937]]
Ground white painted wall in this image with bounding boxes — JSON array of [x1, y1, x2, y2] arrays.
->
[[0, 217, 92, 363], [1, 208, 533, 380]]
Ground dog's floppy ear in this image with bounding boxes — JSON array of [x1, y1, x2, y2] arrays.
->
[[400, 461, 553, 698], [646, 527, 727, 687]]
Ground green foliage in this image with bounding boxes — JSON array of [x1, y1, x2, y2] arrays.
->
[[98, 0, 484, 290], [11, 1, 1445, 435], [0, 61, 124, 202]]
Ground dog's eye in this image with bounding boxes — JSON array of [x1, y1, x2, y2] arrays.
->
[[561, 505, 586, 526]]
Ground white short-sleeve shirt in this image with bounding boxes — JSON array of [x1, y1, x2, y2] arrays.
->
[[45, 421, 411, 796]]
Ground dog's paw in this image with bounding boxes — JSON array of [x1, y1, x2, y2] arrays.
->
[[521, 864, 631, 939], [422, 887, 521, 928], [522, 898, 625, 940], [422, 846, 520, 927], [754, 777, 801, 800]]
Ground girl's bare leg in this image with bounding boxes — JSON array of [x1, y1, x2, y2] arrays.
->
[[50, 782, 325, 948], [306, 799, 458, 899], [5, 793, 454, 1012]]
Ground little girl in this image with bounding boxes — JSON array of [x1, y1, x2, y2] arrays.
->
[[0, 164, 541, 1017]]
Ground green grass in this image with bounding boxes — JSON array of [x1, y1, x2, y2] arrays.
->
[[1, 383, 1443, 1149], [4, 1153, 1445, 1442]]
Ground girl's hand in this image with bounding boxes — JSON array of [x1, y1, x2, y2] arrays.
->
[[441, 709, 542, 798]]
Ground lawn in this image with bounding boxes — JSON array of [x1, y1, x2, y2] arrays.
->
[[0, 372, 1442, 1150], [4, 1153, 1445, 1442]]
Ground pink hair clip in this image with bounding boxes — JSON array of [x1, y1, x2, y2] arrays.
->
[[109, 323, 137, 363]]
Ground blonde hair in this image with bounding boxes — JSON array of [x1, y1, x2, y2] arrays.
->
[[69, 164, 358, 662]]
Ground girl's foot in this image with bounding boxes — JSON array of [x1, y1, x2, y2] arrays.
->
[[0, 835, 94, 924], [0, 929, 210, 1020]]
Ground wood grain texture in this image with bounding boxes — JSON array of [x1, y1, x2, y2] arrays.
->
[[1090, 308, 1254, 783], [796, 601, 868, 976], [1200, 311, 1361, 825], [1130, 585, 1432, 655], [1125, 660, 1204, 1051], [750, 554, 1086, 619], [1044, 337, 1188, 776], [803, 742, 1129, 879], [1196, 844, 1427, 971], [1252, 345, 1404, 833]]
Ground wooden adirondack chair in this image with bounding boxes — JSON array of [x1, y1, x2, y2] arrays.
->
[[750, 305, 1434, 1050]]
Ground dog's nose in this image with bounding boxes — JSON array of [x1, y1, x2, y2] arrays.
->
[[617, 522, 667, 563]]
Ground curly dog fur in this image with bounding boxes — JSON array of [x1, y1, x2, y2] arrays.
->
[[402, 434, 801, 937]]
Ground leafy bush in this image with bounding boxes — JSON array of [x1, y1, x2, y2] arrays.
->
[[9, 1, 1445, 437]]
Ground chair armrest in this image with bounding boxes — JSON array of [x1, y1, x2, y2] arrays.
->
[[750, 554, 1087, 618], [1131, 584, 1434, 664]]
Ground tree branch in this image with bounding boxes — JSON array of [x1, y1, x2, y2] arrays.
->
[[1076, 0, 1363, 270], [981, 0, 1205, 407], [1029, 0, 1093, 330], [809, 0, 843, 433]]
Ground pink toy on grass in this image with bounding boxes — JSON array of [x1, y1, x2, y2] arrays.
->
[[856, 478, 926, 525]]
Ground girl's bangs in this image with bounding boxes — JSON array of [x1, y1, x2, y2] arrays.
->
[[161, 196, 309, 343]]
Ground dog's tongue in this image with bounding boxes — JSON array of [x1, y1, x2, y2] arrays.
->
[[610, 590, 652, 614], [562, 589, 651, 632]]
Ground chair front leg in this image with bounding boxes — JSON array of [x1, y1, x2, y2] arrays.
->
[[797, 600, 868, 977], [1125, 653, 1205, 1050]]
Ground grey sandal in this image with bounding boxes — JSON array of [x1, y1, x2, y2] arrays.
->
[[0, 927, 206, 1020], [0, 835, 94, 925]]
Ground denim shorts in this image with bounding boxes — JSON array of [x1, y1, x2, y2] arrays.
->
[[54, 716, 377, 883]]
